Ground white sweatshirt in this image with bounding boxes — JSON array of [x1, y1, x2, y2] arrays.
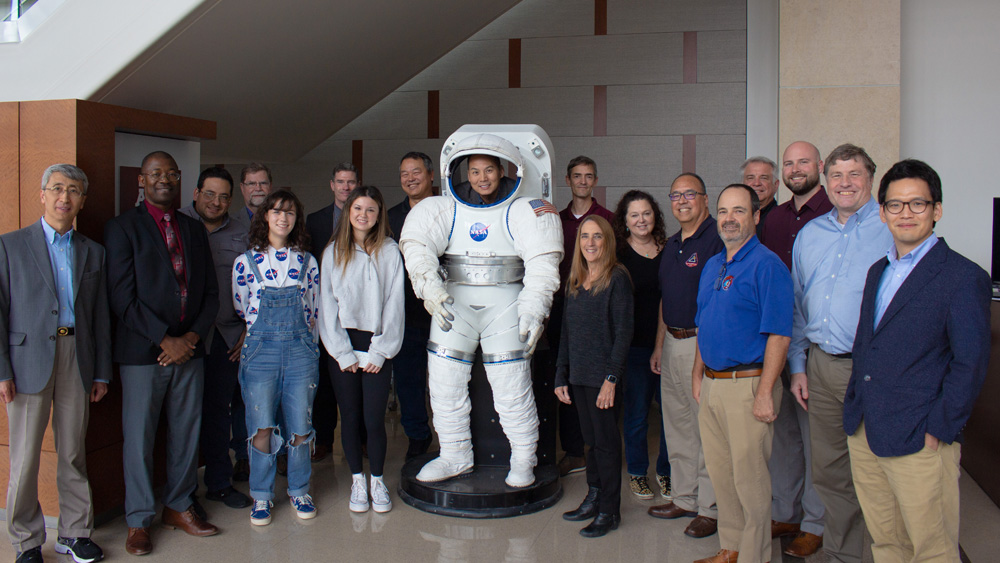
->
[[319, 238, 405, 370]]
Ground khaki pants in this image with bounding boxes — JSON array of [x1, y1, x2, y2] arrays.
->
[[5, 337, 92, 551], [807, 345, 865, 563], [699, 375, 780, 563], [660, 334, 716, 517], [848, 422, 961, 563]]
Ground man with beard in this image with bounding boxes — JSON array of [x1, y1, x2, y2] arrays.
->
[[692, 184, 792, 563], [757, 142, 832, 557], [233, 162, 273, 230], [786, 144, 893, 563]]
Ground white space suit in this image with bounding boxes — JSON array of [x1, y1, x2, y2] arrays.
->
[[399, 125, 563, 487]]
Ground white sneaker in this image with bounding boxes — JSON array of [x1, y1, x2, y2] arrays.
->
[[349, 476, 370, 513], [371, 476, 392, 513], [415, 456, 473, 483]]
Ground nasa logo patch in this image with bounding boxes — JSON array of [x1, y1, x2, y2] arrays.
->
[[470, 222, 489, 242], [721, 275, 734, 291], [276, 250, 288, 261], [289, 268, 300, 280], [236, 275, 246, 287], [254, 253, 265, 264], [265, 268, 278, 281], [685, 253, 699, 268], [235, 261, 245, 274]]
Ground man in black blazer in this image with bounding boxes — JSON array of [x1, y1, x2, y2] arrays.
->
[[105, 151, 221, 556], [845, 159, 991, 563], [1, 164, 111, 563], [305, 162, 358, 461]]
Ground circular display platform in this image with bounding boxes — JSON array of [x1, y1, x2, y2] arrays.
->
[[398, 454, 562, 518]]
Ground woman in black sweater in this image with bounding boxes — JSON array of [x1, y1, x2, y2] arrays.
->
[[554, 215, 634, 538]]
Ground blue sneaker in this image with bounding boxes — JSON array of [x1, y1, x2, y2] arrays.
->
[[250, 499, 272, 526], [290, 494, 317, 520], [55, 537, 104, 563]]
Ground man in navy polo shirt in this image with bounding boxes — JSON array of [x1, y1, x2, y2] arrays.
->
[[647, 172, 722, 540], [692, 184, 793, 563]]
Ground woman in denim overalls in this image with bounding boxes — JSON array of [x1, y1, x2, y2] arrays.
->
[[232, 190, 321, 526]]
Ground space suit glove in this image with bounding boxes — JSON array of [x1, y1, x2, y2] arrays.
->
[[423, 285, 455, 332], [518, 314, 544, 356]]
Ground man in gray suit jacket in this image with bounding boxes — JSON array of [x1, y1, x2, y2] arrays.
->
[[0, 164, 111, 563]]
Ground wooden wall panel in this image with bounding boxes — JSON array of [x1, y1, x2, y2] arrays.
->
[[18, 100, 77, 230], [0, 103, 19, 234]]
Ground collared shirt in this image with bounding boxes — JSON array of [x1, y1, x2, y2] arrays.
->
[[755, 198, 777, 239], [144, 200, 185, 257], [760, 187, 834, 269], [559, 197, 615, 283], [178, 205, 249, 349], [788, 198, 893, 373], [874, 233, 939, 328], [696, 236, 792, 371], [40, 218, 75, 327], [659, 216, 724, 329]]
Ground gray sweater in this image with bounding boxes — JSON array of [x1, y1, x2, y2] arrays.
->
[[555, 266, 634, 389]]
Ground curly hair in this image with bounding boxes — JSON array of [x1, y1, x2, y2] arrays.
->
[[247, 189, 311, 252], [612, 190, 667, 250]]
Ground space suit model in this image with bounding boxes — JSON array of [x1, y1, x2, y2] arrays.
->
[[399, 125, 563, 488]]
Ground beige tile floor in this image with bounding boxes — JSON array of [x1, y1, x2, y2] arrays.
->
[[5, 410, 997, 562]]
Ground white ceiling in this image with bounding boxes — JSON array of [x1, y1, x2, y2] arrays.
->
[[91, 0, 521, 163]]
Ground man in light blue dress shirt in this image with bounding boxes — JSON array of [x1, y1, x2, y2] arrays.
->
[[786, 144, 893, 563]]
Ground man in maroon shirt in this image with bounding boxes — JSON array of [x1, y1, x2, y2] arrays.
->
[[759, 141, 833, 558], [550, 156, 614, 476]]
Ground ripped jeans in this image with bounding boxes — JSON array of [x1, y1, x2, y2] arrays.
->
[[238, 283, 320, 501]]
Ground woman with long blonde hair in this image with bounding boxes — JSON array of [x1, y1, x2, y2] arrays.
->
[[319, 185, 404, 514], [554, 215, 633, 538]]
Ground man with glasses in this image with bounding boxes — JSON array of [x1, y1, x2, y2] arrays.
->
[[692, 184, 792, 563], [233, 162, 273, 230], [647, 173, 722, 540], [306, 162, 360, 462], [845, 159, 990, 563], [1, 164, 110, 563], [179, 167, 252, 512], [757, 142, 832, 558], [786, 144, 892, 563], [106, 151, 221, 555]]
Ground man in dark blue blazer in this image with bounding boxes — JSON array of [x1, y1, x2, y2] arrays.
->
[[844, 159, 991, 563], [105, 151, 221, 556]]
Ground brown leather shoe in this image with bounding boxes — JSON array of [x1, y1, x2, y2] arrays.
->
[[784, 532, 823, 557], [648, 502, 697, 519], [693, 549, 738, 563], [125, 527, 152, 556], [161, 506, 219, 537], [771, 519, 800, 538], [684, 515, 718, 538]]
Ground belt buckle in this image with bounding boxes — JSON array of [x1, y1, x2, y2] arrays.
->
[[57, 327, 70, 336]]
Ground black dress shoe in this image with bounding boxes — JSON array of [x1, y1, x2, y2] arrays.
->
[[232, 459, 250, 482], [189, 495, 208, 521], [15, 547, 42, 563], [563, 486, 600, 521], [580, 512, 620, 538], [206, 486, 253, 509], [406, 436, 433, 460]]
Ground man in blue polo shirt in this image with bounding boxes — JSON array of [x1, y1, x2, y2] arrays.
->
[[692, 184, 793, 563]]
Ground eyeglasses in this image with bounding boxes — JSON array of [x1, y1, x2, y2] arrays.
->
[[145, 171, 181, 181], [668, 190, 705, 202], [242, 181, 271, 189], [199, 191, 231, 203], [883, 199, 931, 214], [44, 186, 85, 198], [713, 263, 728, 291]]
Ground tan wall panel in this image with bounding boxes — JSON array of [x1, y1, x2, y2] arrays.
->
[[0, 103, 19, 234], [780, 0, 900, 87], [697, 133, 750, 189], [471, 0, 594, 40], [778, 86, 899, 191], [400, 40, 509, 92], [607, 83, 746, 135], [547, 135, 683, 189], [440, 87, 593, 138], [609, 0, 747, 34], [698, 30, 748, 83], [328, 92, 427, 142], [522, 33, 684, 87]]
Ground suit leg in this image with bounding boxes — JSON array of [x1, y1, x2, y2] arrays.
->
[[51, 338, 93, 538], [161, 359, 205, 513], [121, 365, 169, 528], [5, 375, 54, 551]]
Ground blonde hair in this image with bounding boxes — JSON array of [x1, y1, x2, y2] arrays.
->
[[330, 185, 390, 271], [566, 215, 619, 297]]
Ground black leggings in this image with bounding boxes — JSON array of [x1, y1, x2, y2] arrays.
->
[[328, 330, 391, 475], [572, 383, 622, 515]]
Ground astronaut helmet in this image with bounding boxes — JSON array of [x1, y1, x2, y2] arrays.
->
[[440, 125, 555, 210]]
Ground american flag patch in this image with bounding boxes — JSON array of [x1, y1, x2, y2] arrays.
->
[[529, 199, 558, 216]]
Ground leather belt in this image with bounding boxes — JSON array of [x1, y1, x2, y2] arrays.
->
[[57, 326, 75, 336], [705, 368, 762, 379], [831, 352, 852, 360], [667, 327, 697, 340]]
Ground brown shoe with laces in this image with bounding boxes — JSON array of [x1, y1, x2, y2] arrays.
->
[[125, 527, 152, 556]]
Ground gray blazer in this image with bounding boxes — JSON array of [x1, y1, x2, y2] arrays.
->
[[0, 221, 112, 394]]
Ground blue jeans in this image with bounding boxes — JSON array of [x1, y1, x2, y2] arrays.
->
[[239, 283, 320, 501], [393, 325, 431, 440], [623, 346, 670, 477]]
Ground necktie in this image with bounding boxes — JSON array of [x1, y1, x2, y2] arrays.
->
[[162, 214, 188, 319]]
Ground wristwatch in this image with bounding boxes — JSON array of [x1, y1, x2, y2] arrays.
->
[[605, 374, 618, 384]]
